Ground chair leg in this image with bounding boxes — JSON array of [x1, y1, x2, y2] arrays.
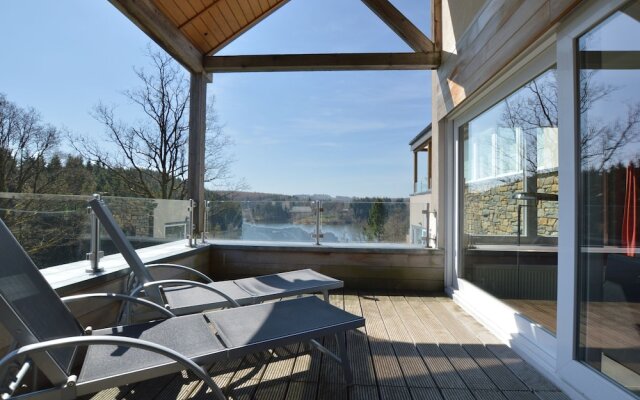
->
[[335, 333, 353, 386]]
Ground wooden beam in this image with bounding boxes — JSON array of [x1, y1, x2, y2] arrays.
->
[[431, 0, 442, 51], [623, 1, 640, 23], [188, 73, 207, 236], [361, 0, 434, 53], [109, 0, 204, 73], [203, 52, 440, 73]]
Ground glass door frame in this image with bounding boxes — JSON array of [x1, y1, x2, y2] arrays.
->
[[446, 0, 640, 398], [446, 36, 559, 370], [556, 0, 639, 398]]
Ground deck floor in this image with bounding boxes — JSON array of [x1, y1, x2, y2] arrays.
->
[[84, 292, 569, 400]]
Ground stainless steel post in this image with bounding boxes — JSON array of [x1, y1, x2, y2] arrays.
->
[[422, 203, 431, 248], [187, 199, 196, 247], [86, 193, 104, 273], [202, 200, 210, 244], [312, 201, 324, 245]]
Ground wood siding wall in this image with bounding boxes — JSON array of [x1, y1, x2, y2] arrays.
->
[[434, 0, 582, 115], [210, 244, 444, 292]]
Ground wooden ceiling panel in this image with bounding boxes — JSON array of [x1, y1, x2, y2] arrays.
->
[[227, 0, 248, 26], [207, 4, 234, 37], [235, 0, 254, 22], [150, 0, 288, 56], [192, 15, 223, 50], [219, 1, 242, 29]]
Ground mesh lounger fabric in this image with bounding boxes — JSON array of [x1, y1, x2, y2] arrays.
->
[[79, 314, 224, 383], [205, 296, 362, 354], [78, 297, 364, 385], [162, 269, 343, 315]]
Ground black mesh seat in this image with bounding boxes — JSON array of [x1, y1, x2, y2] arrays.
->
[[162, 269, 343, 314], [0, 217, 364, 400]]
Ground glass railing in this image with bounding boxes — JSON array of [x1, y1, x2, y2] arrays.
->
[[0, 192, 439, 270], [0, 192, 191, 270], [207, 199, 437, 247]]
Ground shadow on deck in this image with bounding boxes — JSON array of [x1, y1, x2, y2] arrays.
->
[[81, 291, 568, 400]]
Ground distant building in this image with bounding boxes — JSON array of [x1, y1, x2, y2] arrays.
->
[[409, 124, 435, 247]]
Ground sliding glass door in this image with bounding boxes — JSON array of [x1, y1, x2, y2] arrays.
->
[[576, 1, 640, 394]]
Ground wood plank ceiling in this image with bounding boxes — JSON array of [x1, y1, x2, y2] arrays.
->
[[153, 0, 288, 55]]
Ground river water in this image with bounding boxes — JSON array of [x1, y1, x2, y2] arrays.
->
[[241, 222, 366, 243]]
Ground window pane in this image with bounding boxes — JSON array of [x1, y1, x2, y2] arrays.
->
[[461, 68, 559, 333], [577, 1, 640, 394]]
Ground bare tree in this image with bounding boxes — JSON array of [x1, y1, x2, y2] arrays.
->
[[501, 69, 639, 173], [76, 47, 241, 199], [0, 93, 59, 193]]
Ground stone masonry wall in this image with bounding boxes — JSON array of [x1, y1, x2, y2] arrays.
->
[[104, 198, 156, 238], [464, 172, 558, 237]]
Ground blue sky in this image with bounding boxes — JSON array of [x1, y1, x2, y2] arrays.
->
[[0, 0, 431, 198]]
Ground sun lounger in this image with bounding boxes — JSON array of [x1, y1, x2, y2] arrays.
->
[[0, 218, 364, 399]]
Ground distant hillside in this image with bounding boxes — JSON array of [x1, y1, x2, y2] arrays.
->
[[207, 190, 408, 202]]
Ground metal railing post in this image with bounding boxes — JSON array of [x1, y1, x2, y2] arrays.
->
[[312, 201, 324, 245], [187, 199, 196, 247], [86, 194, 104, 273], [421, 203, 437, 249], [202, 200, 210, 244], [422, 203, 431, 248]]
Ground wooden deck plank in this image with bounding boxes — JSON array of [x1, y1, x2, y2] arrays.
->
[[316, 382, 348, 399], [318, 293, 347, 384], [426, 298, 482, 344], [485, 345, 558, 391], [471, 390, 508, 400], [462, 345, 528, 391], [436, 297, 503, 346], [409, 387, 445, 400], [261, 345, 299, 382], [378, 385, 412, 400], [345, 293, 377, 386], [252, 380, 288, 400], [398, 296, 468, 389], [359, 293, 407, 387], [440, 388, 477, 400], [439, 344, 498, 390], [376, 296, 436, 388], [85, 292, 572, 400], [426, 299, 529, 391], [502, 391, 542, 400], [349, 385, 380, 400], [283, 382, 317, 400]]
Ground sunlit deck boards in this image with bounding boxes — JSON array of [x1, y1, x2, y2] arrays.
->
[[81, 292, 569, 400]]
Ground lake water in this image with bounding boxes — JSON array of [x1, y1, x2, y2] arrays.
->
[[241, 222, 366, 243]]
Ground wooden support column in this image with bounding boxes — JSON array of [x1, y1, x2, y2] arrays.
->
[[188, 72, 207, 237]]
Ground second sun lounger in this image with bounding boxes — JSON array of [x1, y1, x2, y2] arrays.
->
[[89, 198, 343, 316]]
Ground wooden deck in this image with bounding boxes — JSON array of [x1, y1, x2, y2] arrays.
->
[[84, 292, 570, 400]]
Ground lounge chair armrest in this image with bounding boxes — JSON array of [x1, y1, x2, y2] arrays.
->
[[132, 280, 241, 308], [145, 263, 214, 283], [61, 293, 175, 318], [0, 336, 225, 400]]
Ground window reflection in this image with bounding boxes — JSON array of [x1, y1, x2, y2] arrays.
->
[[577, 1, 640, 394], [461, 68, 559, 333]]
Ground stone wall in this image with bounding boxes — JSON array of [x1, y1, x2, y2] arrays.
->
[[464, 171, 558, 238], [104, 197, 156, 238]]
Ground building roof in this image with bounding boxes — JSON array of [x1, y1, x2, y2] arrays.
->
[[409, 123, 432, 149], [111, 0, 440, 74]]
